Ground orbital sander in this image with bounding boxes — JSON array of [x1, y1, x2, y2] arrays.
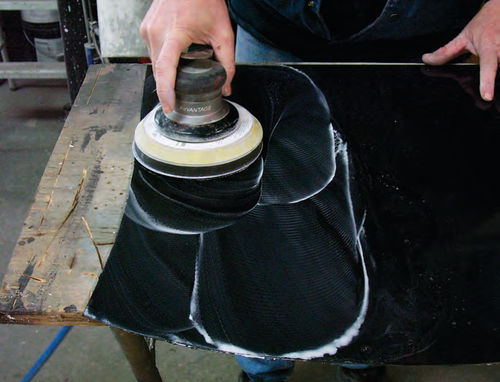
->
[[133, 45, 264, 179]]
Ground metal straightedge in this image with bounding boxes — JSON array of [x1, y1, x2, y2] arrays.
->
[[0, 0, 58, 10], [0, 62, 67, 79]]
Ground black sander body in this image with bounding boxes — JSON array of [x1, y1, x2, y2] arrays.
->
[[133, 46, 263, 179]]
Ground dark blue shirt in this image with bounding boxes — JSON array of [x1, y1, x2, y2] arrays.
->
[[228, 0, 484, 61], [322, 0, 387, 39]]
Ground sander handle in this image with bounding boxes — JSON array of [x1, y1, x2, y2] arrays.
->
[[175, 45, 227, 96]]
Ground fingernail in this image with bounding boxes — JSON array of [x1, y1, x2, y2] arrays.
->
[[222, 85, 231, 97], [483, 92, 493, 101], [164, 88, 175, 113], [163, 102, 173, 114]]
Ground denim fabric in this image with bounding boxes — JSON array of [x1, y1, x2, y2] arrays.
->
[[348, 0, 482, 42], [236, 356, 295, 382], [230, 0, 482, 43], [235, 27, 301, 63], [256, 0, 331, 40], [236, 355, 372, 382]]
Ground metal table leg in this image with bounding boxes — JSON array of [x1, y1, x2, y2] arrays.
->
[[57, 0, 89, 103], [0, 24, 16, 90], [111, 327, 163, 382]]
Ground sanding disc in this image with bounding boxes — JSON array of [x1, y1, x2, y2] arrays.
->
[[133, 101, 263, 179]]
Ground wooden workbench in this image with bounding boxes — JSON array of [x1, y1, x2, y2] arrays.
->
[[0, 64, 146, 324], [0, 64, 163, 381]]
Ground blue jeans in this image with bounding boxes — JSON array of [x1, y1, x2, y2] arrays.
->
[[235, 26, 301, 63], [236, 356, 294, 382], [237, 355, 370, 382]]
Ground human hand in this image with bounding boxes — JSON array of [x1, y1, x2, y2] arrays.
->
[[422, 0, 500, 101], [140, 0, 235, 113], [421, 66, 500, 112]]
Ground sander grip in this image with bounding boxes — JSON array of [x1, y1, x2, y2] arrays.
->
[[175, 58, 227, 96]]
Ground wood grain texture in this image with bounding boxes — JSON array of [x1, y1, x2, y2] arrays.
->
[[0, 64, 147, 325]]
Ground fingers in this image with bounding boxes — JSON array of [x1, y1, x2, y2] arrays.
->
[[139, 1, 160, 72], [422, 34, 468, 65], [155, 33, 192, 113], [477, 44, 498, 101], [139, 0, 235, 110], [422, 0, 500, 101], [211, 31, 235, 96]]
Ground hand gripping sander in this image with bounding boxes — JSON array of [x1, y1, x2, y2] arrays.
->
[[133, 46, 263, 179]]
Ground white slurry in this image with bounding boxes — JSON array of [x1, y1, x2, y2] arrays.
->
[[125, 188, 201, 235], [189, 139, 371, 360]]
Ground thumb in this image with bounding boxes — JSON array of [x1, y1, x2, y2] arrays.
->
[[422, 34, 468, 65], [211, 33, 235, 96]]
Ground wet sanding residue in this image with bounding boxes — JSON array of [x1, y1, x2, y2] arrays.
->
[[86, 66, 369, 359], [86, 64, 500, 365]]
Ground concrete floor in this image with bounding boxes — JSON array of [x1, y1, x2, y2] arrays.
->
[[0, 79, 499, 382]]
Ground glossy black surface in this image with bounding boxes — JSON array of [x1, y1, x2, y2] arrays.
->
[[302, 64, 500, 364], [86, 64, 500, 365]]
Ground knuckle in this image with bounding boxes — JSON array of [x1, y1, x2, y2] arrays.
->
[[212, 29, 234, 47], [220, 31, 235, 44], [480, 29, 495, 41], [165, 36, 186, 52], [440, 44, 449, 53], [225, 64, 236, 76], [139, 24, 146, 37], [147, 24, 161, 37]]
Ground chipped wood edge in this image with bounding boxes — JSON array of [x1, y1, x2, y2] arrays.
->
[[0, 311, 105, 326]]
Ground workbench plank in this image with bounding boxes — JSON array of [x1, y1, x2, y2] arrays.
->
[[0, 64, 147, 325]]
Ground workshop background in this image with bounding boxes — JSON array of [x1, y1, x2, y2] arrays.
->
[[0, 1, 499, 381]]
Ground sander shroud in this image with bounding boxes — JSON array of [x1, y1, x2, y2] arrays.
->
[[133, 47, 264, 179]]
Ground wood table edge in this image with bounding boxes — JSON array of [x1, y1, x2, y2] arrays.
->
[[0, 64, 148, 326]]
